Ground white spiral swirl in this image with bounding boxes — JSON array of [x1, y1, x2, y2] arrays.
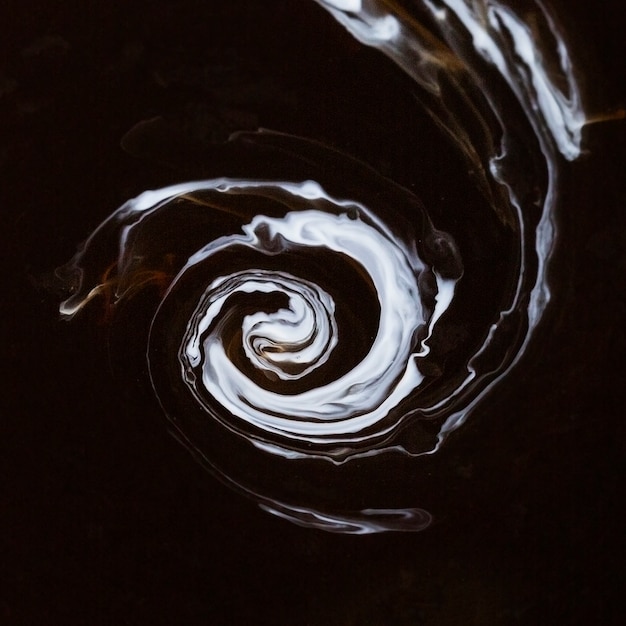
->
[[55, 0, 587, 532], [179, 198, 455, 452]]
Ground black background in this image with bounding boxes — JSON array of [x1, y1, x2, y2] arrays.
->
[[2, 1, 625, 624]]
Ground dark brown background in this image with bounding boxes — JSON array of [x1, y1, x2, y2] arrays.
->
[[2, 1, 625, 624]]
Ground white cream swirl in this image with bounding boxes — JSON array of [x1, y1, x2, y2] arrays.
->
[[60, 174, 460, 462], [181, 202, 454, 448], [55, 0, 588, 533]]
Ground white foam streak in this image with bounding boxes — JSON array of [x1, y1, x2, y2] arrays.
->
[[315, 0, 586, 160], [439, 0, 585, 160], [317, 0, 401, 44], [260, 502, 433, 534], [323, 0, 362, 12]]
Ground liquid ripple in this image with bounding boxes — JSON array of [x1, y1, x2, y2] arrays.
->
[[57, 0, 586, 532]]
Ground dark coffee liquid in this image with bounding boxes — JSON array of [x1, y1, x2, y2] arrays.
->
[[2, 0, 624, 622]]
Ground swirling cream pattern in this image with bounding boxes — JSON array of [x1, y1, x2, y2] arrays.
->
[[57, 0, 586, 532]]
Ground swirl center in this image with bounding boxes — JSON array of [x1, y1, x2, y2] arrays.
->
[[177, 205, 457, 448]]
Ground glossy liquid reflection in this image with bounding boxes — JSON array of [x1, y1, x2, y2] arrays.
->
[[57, 0, 586, 532]]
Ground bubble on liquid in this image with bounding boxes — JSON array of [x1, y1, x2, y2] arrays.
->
[[57, 0, 586, 533]]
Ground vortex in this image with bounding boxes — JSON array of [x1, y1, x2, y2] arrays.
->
[[57, 0, 586, 533]]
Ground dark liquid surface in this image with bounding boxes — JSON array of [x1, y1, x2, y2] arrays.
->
[[2, 1, 625, 623]]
